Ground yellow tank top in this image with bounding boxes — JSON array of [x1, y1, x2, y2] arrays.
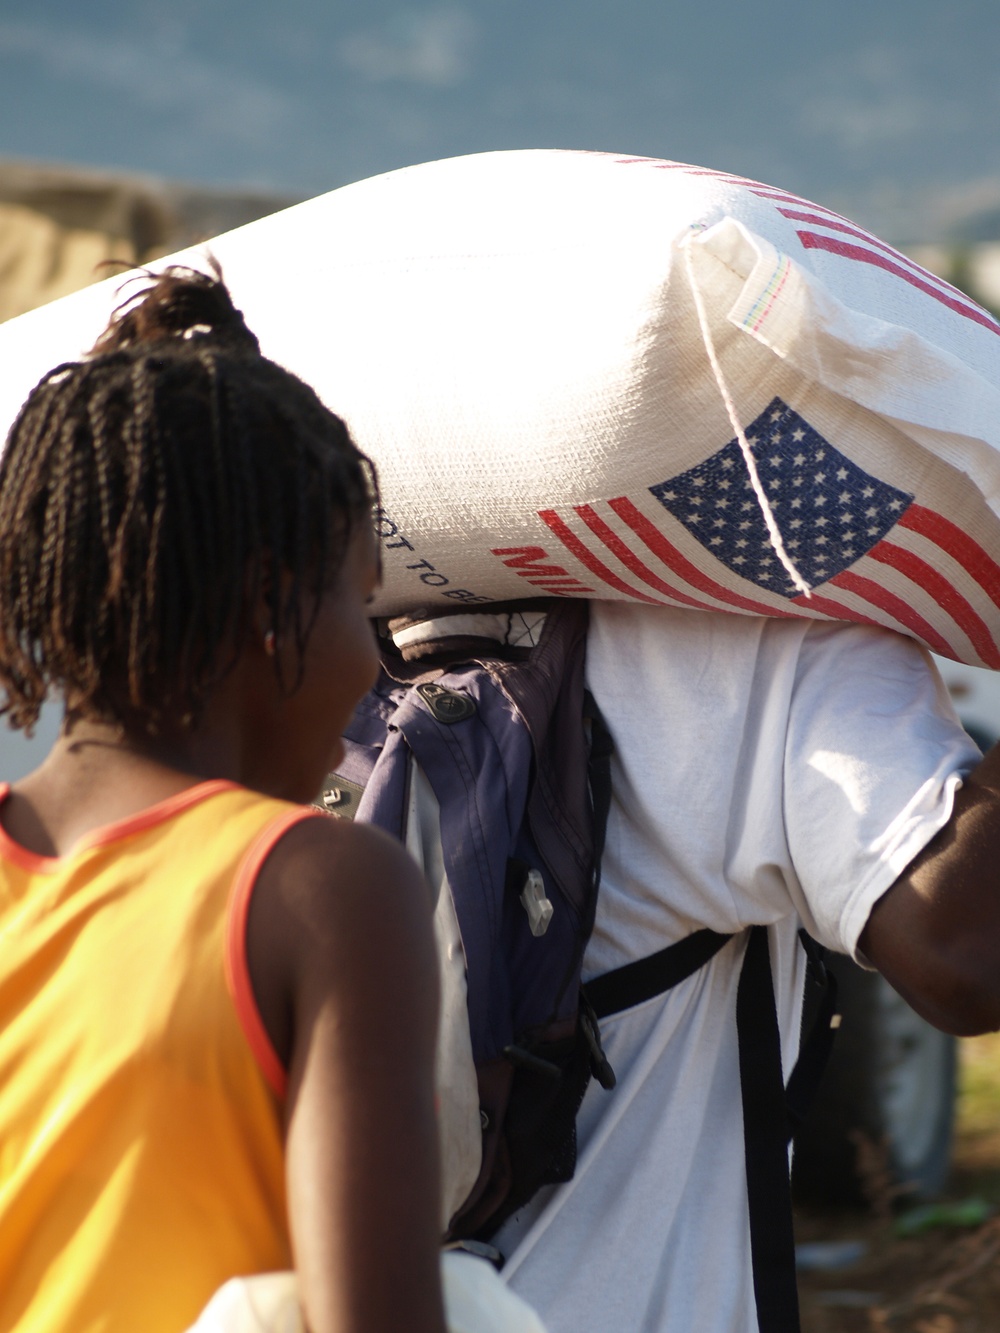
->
[[0, 779, 321, 1333]]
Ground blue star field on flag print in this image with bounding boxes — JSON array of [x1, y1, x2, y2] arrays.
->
[[648, 398, 916, 597]]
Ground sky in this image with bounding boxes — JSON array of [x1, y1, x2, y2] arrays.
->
[[0, 0, 998, 239]]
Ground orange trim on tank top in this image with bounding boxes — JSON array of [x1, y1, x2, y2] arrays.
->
[[0, 779, 241, 873], [224, 805, 327, 1100]]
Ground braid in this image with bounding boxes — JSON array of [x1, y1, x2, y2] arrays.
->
[[0, 265, 376, 734]]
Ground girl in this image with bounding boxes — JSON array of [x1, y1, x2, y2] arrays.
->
[[0, 267, 447, 1333]]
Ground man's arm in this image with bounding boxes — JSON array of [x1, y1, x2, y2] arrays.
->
[[859, 742, 1000, 1036]]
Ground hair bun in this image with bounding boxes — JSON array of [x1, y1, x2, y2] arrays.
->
[[91, 259, 260, 357]]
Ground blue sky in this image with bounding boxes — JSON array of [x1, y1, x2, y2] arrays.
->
[[0, 0, 998, 237]]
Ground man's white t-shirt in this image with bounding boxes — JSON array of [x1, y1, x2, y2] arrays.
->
[[495, 604, 980, 1333]]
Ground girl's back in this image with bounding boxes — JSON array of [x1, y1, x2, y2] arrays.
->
[[0, 783, 297, 1331]]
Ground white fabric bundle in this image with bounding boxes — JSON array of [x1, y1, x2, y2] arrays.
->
[[1, 150, 998, 665], [183, 1254, 548, 1332]]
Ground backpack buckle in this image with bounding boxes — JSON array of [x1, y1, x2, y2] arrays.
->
[[580, 996, 617, 1091], [315, 775, 366, 820], [520, 868, 554, 937], [416, 681, 477, 723]]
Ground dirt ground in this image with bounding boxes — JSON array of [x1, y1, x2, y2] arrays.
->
[[796, 1033, 1000, 1332]]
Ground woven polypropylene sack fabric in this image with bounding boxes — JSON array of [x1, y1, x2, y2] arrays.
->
[[1, 150, 998, 665]]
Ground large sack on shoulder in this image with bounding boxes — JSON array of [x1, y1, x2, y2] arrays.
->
[[1, 150, 998, 665]]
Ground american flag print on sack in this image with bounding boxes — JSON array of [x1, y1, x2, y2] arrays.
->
[[537, 399, 1000, 669], [649, 399, 912, 597]]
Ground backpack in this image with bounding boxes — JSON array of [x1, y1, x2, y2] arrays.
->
[[319, 599, 837, 1331]]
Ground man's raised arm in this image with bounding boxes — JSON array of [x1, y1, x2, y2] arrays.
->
[[860, 742, 1000, 1036]]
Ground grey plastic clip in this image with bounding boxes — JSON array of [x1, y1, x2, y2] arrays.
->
[[520, 868, 554, 937], [314, 775, 366, 820]]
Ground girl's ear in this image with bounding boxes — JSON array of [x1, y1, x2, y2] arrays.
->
[[252, 592, 273, 645], [246, 550, 274, 649], [250, 555, 297, 657], [250, 552, 275, 645]]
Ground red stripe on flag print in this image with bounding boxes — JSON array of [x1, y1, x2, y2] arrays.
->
[[750, 189, 866, 228], [538, 509, 667, 604], [865, 541, 1000, 667], [612, 156, 677, 166], [606, 497, 803, 618], [898, 505, 1000, 611], [573, 504, 721, 610], [778, 209, 982, 310], [663, 167, 759, 184], [612, 158, 772, 191], [796, 233, 1000, 336], [613, 159, 703, 172], [828, 569, 955, 658], [789, 588, 884, 630]]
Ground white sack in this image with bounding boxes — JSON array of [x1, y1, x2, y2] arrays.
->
[[1, 150, 999, 665], [183, 1255, 548, 1333]]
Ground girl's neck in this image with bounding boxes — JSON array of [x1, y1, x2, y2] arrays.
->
[[4, 716, 244, 859]]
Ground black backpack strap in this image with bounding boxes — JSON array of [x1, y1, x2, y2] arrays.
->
[[785, 930, 840, 1139], [583, 928, 734, 1020], [583, 688, 614, 883], [736, 924, 801, 1332], [590, 923, 836, 1333]]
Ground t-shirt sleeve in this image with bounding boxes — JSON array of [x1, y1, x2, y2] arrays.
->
[[780, 622, 982, 960]]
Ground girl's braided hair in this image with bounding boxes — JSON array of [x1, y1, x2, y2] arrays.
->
[[0, 262, 377, 734]]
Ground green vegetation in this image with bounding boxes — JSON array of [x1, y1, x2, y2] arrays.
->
[[954, 1032, 1000, 1204]]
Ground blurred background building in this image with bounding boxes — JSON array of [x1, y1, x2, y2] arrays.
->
[[0, 158, 295, 322]]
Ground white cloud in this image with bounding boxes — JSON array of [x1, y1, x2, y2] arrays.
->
[[0, 20, 291, 148], [338, 8, 476, 89]]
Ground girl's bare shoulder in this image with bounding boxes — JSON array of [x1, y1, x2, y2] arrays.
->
[[263, 812, 431, 912], [248, 812, 435, 1013]]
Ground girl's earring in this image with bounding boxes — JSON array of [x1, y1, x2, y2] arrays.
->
[[263, 629, 277, 658]]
